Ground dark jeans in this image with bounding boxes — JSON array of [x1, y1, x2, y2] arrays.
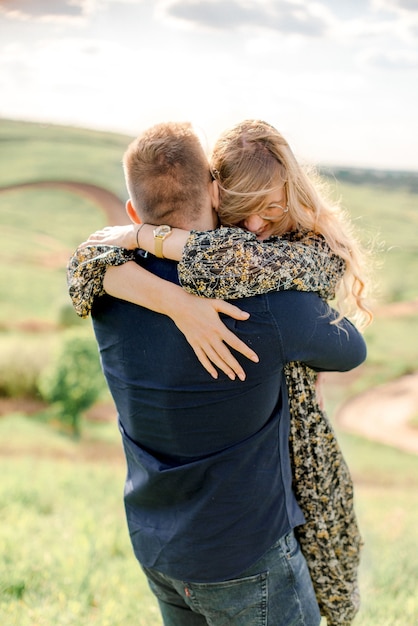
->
[[141, 530, 320, 626]]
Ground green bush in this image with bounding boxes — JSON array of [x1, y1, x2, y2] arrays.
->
[[57, 301, 85, 328], [38, 329, 105, 437], [0, 338, 50, 398]]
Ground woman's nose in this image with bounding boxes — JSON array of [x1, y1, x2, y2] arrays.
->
[[243, 214, 266, 233]]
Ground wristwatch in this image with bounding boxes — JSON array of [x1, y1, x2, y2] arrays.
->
[[153, 224, 172, 258]]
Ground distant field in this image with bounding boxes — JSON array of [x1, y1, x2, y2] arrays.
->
[[0, 119, 129, 193], [0, 118, 416, 389], [0, 120, 132, 325], [1, 118, 417, 322], [327, 178, 418, 303]]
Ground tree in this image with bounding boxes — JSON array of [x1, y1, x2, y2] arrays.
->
[[38, 329, 105, 438]]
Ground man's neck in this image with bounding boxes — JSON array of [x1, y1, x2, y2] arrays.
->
[[169, 210, 218, 232]]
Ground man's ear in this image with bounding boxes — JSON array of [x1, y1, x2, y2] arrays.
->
[[210, 180, 220, 211], [126, 199, 142, 224]]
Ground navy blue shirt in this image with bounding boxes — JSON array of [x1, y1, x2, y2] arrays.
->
[[92, 254, 366, 583]]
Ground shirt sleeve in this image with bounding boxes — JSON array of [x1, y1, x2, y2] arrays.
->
[[274, 292, 367, 373], [177, 227, 346, 302], [67, 245, 136, 318]]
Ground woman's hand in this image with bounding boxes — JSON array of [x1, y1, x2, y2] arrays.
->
[[79, 225, 138, 249], [166, 291, 259, 381], [104, 262, 260, 381]]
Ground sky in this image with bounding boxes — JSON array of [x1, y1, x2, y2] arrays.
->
[[0, 0, 417, 170]]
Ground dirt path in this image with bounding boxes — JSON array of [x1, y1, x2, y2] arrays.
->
[[0, 180, 129, 225], [1, 180, 417, 455], [332, 372, 418, 455]]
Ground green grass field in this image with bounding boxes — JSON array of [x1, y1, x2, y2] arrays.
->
[[0, 119, 417, 625], [0, 415, 417, 625]]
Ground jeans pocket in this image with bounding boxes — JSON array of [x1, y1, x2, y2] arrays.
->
[[185, 571, 268, 626]]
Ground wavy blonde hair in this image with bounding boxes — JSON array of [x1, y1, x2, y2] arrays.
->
[[211, 119, 373, 328]]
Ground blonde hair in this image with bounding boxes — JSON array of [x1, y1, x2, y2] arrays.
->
[[123, 122, 211, 226], [211, 119, 373, 328]]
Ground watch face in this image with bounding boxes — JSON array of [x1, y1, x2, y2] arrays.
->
[[155, 225, 171, 237]]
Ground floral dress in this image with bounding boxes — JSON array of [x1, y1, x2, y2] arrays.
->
[[67, 228, 362, 625]]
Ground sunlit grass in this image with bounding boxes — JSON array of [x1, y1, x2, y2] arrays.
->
[[0, 417, 417, 625], [0, 454, 161, 626], [354, 485, 418, 626], [357, 314, 418, 390]]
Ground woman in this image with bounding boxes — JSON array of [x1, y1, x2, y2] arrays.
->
[[68, 120, 372, 625]]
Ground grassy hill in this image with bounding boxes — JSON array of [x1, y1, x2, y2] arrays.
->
[[1, 119, 417, 320], [0, 118, 416, 391], [0, 118, 130, 191], [0, 119, 132, 325]]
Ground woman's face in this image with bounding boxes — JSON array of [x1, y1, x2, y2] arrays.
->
[[240, 183, 292, 240]]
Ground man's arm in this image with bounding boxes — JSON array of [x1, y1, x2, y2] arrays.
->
[[272, 291, 367, 373]]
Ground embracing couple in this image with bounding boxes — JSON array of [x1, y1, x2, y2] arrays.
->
[[68, 119, 372, 626]]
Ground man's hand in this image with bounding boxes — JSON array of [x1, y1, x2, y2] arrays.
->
[[168, 292, 259, 381], [79, 225, 138, 250]]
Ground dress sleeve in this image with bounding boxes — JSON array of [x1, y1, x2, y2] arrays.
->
[[177, 227, 346, 301], [67, 245, 136, 318]]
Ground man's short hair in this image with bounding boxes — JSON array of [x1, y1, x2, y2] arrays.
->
[[123, 122, 211, 225]]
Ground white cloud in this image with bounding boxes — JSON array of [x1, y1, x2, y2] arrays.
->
[[158, 0, 336, 37], [373, 0, 418, 15], [360, 47, 418, 69], [0, 0, 97, 22]]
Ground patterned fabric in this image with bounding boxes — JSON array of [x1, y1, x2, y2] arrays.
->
[[286, 364, 362, 625], [177, 229, 361, 625], [68, 246, 136, 318], [178, 227, 346, 301], [66, 228, 362, 625]]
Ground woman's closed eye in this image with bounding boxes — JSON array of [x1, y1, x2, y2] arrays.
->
[[259, 203, 289, 221]]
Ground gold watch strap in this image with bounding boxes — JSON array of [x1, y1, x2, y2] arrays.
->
[[154, 235, 165, 258], [153, 225, 172, 258]]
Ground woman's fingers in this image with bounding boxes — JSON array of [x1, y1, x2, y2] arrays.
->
[[78, 225, 137, 249], [212, 301, 260, 364], [198, 339, 246, 381], [182, 305, 259, 381]]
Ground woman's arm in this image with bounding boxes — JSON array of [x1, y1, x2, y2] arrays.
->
[[67, 245, 259, 381], [81, 224, 345, 302], [177, 228, 346, 302], [104, 263, 259, 380], [68, 224, 345, 376], [67, 244, 136, 318], [80, 223, 187, 260]]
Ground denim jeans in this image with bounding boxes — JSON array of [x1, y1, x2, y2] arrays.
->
[[141, 530, 320, 626]]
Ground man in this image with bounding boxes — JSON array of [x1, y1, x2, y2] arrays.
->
[[73, 122, 366, 626]]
